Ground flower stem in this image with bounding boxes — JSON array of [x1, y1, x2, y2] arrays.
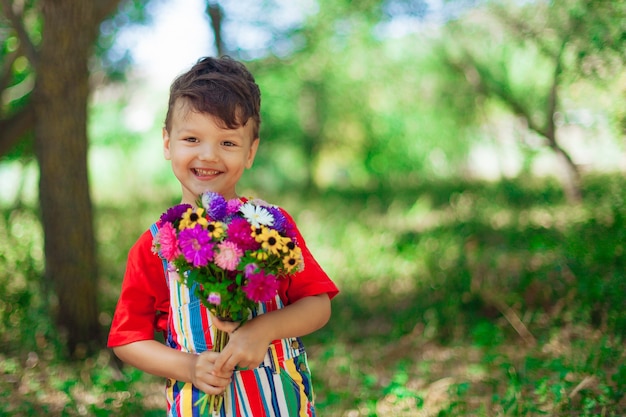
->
[[204, 326, 229, 415]]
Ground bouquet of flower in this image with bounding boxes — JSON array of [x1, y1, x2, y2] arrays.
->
[[153, 191, 304, 414]]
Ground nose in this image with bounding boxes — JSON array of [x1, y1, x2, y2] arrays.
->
[[198, 142, 218, 161]]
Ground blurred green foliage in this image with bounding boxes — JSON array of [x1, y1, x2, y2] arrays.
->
[[1, 174, 625, 415], [1, 0, 625, 415]]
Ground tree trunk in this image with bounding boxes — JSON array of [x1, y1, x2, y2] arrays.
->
[[34, 0, 101, 356], [298, 82, 322, 191], [206, 1, 225, 56], [552, 142, 583, 203]]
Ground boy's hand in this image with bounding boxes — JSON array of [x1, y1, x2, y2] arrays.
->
[[191, 351, 232, 395], [210, 295, 331, 374], [211, 315, 272, 372]]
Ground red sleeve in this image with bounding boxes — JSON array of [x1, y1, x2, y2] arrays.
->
[[107, 229, 170, 347], [278, 209, 339, 304]]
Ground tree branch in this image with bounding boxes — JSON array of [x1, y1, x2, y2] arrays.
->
[[0, 0, 38, 67], [447, 40, 582, 201], [544, 38, 568, 149], [0, 104, 35, 157], [491, 4, 559, 59], [452, 49, 550, 139]]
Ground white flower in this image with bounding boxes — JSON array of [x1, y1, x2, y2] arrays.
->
[[240, 203, 274, 227], [201, 193, 213, 210]]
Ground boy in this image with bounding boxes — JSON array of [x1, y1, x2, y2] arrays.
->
[[108, 56, 339, 416]]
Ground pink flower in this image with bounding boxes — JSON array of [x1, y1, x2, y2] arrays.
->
[[226, 198, 243, 216], [227, 217, 259, 251], [244, 263, 259, 277], [214, 241, 243, 271], [157, 222, 180, 262], [243, 271, 280, 303], [207, 292, 221, 305]]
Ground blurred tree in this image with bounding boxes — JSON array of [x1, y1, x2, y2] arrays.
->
[[247, 0, 478, 190], [197, 0, 479, 191], [441, 0, 626, 202], [0, 0, 150, 356], [217, 0, 467, 189]]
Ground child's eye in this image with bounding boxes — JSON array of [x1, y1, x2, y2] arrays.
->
[[222, 141, 236, 147], [185, 137, 199, 143]]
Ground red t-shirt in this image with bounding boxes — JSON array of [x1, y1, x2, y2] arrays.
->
[[107, 209, 339, 347]]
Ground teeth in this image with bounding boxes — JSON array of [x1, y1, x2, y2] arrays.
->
[[194, 168, 219, 176]]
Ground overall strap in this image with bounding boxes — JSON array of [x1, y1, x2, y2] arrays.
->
[[149, 223, 169, 281]]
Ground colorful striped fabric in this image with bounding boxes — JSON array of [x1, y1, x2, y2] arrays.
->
[[151, 224, 317, 416]]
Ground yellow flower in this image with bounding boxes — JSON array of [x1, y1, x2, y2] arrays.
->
[[281, 237, 297, 253], [259, 229, 284, 255], [207, 221, 225, 239], [282, 247, 303, 273], [252, 251, 269, 261], [252, 225, 267, 242], [179, 208, 209, 230]]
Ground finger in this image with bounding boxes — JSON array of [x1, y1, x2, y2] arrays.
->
[[213, 349, 235, 373], [210, 373, 232, 386], [198, 382, 228, 395], [210, 364, 234, 379], [197, 368, 231, 390], [237, 358, 261, 371], [211, 314, 241, 334]]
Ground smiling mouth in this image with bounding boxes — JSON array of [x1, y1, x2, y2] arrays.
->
[[193, 168, 220, 176]]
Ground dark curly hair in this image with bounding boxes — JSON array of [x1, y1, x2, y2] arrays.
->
[[164, 56, 261, 139]]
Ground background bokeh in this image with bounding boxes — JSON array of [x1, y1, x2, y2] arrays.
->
[[1, 0, 625, 415]]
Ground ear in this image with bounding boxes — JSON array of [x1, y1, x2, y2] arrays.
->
[[245, 137, 260, 169], [163, 127, 172, 160]]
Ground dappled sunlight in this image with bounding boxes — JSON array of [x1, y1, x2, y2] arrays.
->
[[0, 208, 45, 351], [308, 305, 626, 416], [1, 174, 625, 415], [0, 0, 625, 413], [0, 349, 165, 415]]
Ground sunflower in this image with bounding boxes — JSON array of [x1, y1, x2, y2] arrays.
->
[[282, 238, 297, 253], [178, 207, 209, 230], [282, 248, 303, 273], [251, 225, 265, 241], [206, 221, 225, 239], [257, 228, 284, 255]]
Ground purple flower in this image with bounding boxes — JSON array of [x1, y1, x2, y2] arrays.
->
[[178, 224, 214, 267], [243, 271, 280, 303], [283, 220, 298, 241], [201, 192, 228, 221], [160, 204, 192, 225], [266, 207, 287, 233]]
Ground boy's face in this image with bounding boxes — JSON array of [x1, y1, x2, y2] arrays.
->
[[163, 99, 259, 205]]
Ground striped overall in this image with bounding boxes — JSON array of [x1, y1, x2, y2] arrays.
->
[[150, 224, 317, 417]]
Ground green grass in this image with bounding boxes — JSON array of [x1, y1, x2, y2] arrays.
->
[[0, 173, 625, 416]]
